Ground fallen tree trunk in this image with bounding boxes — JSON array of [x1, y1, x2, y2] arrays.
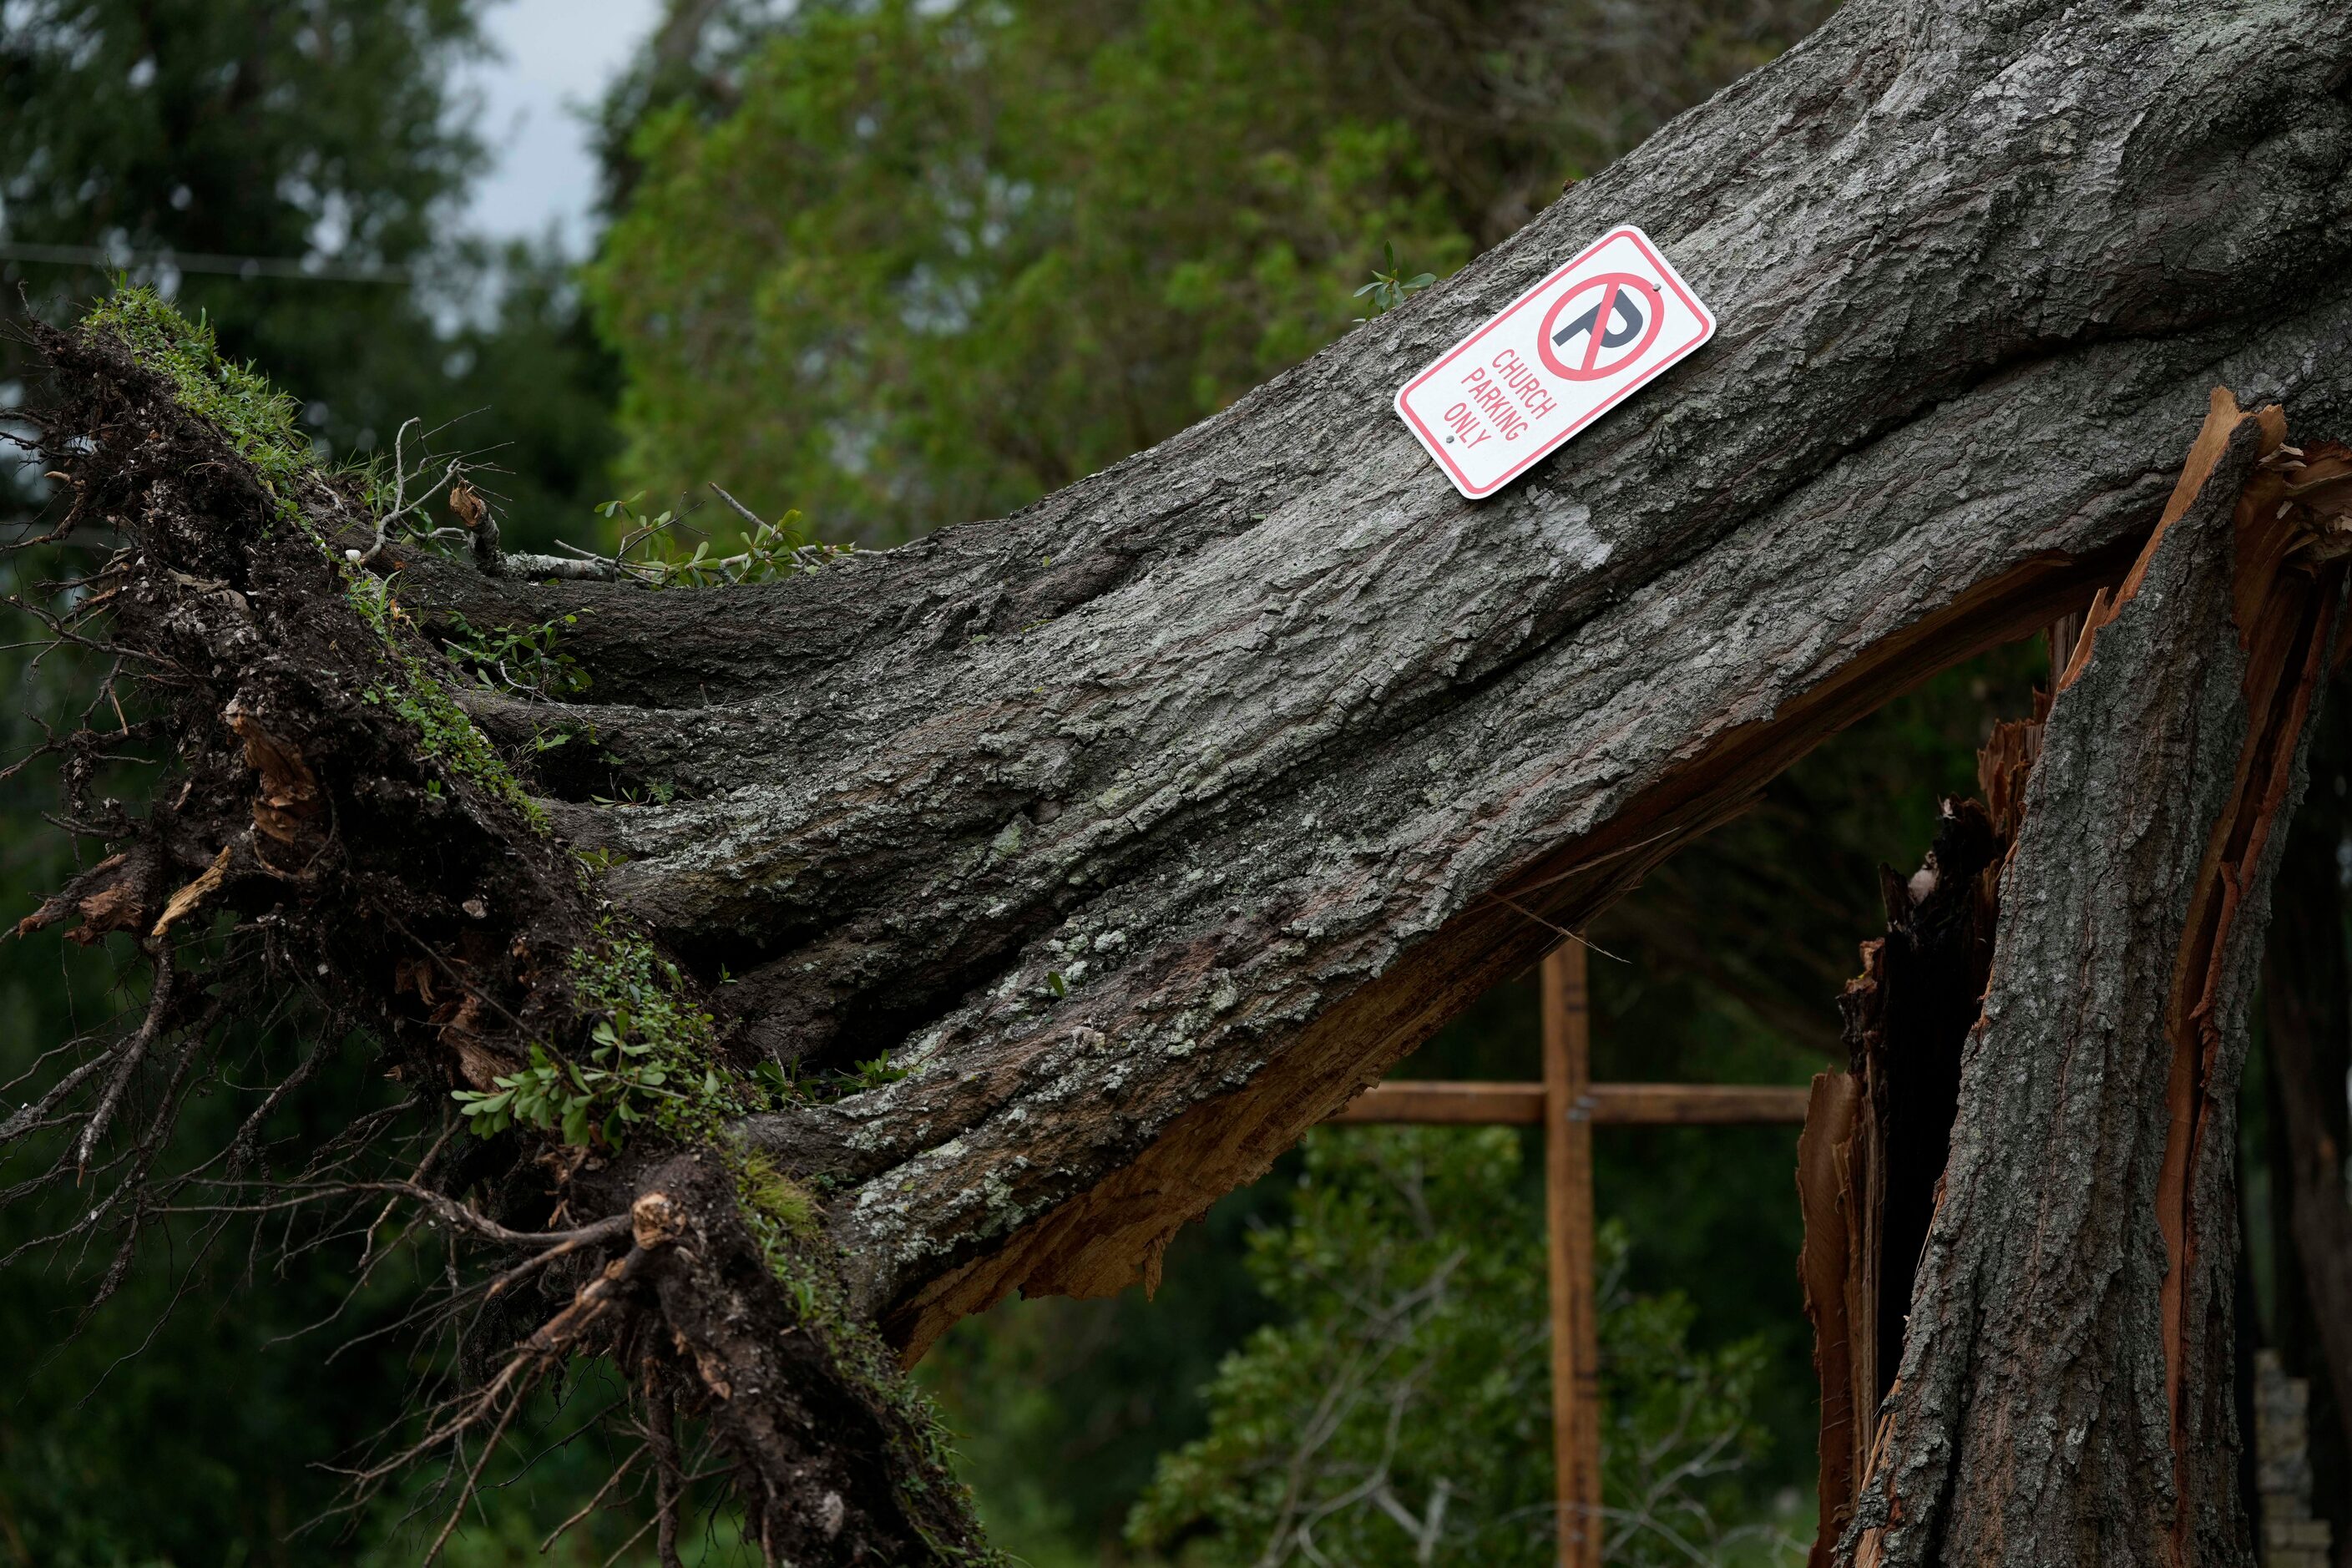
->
[[438, 0, 2352, 1356], [9, 0, 2352, 1554]]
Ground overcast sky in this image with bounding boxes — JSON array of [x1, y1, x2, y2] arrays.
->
[[459, 0, 666, 252]]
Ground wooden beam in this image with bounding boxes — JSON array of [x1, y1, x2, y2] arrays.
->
[[1330, 1080, 1546, 1123], [1329, 1080, 1813, 1125], [1545, 945, 1603, 1568], [1587, 1083, 1813, 1125]]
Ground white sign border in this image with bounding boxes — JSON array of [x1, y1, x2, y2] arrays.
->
[[1393, 225, 1717, 500]]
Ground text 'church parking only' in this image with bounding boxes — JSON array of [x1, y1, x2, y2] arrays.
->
[[1393, 226, 1715, 499]]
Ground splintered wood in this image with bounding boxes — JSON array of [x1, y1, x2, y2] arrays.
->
[[1799, 390, 2352, 1568], [1799, 768, 2016, 1565]]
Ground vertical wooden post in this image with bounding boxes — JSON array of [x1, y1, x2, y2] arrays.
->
[[1544, 942, 1602, 1568]]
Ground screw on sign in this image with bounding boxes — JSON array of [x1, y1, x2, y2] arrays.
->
[[1393, 226, 1716, 499]]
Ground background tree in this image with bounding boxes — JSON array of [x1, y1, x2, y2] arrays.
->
[[586, 0, 1832, 542], [0, 0, 615, 545], [1126, 1127, 1782, 1568]]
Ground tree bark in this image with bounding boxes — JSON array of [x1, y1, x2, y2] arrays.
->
[[426, 0, 2352, 1357], [13, 0, 2352, 1554], [1836, 392, 2349, 1567], [1805, 395, 2352, 1568]]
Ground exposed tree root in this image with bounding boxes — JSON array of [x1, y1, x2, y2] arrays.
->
[[0, 306, 989, 1560]]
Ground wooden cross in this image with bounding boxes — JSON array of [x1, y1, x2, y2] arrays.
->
[[1332, 944, 1811, 1568]]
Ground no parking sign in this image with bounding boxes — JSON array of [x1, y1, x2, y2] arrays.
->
[[1393, 226, 1714, 499]]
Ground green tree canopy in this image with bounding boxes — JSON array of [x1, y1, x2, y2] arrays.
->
[[2, 1, 481, 443], [0, 0, 615, 546], [589, 0, 1831, 543]]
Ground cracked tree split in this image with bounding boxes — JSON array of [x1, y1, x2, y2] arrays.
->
[[7, 0, 2352, 1560]]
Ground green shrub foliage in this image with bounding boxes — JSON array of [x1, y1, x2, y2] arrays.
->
[[1129, 1126, 1794, 1567]]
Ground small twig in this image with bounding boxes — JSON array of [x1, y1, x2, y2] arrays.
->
[[0, 1039, 122, 1145], [419, 1366, 534, 1567], [166, 1182, 630, 1252], [75, 939, 176, 1176], [1487, 891, 1627, 963], [537, 1446, 645, 1553], [646, 1367, 686, 1568], [480, 1216, 633, 1299], [707, 483, 765, 530], [210, 1028, 339, 1181], [362, 1116, 463, 1267], [599, 1509, 665, 1568], [360, 418, 464, 567]]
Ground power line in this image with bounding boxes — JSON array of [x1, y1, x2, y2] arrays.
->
[[0, 240, 417, 284]]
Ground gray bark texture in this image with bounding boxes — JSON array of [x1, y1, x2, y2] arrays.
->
[[13, 0, 2352, 1555], [1834, 408, 2314, 1568], [1839, 397, 2348, 1568], [432, 0, 2352, 1353]]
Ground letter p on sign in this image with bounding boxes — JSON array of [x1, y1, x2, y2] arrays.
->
[[1393, 226, 1714, 499]]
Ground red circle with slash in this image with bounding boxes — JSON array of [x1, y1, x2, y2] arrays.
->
[[1536, 272, 1666, 382]]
